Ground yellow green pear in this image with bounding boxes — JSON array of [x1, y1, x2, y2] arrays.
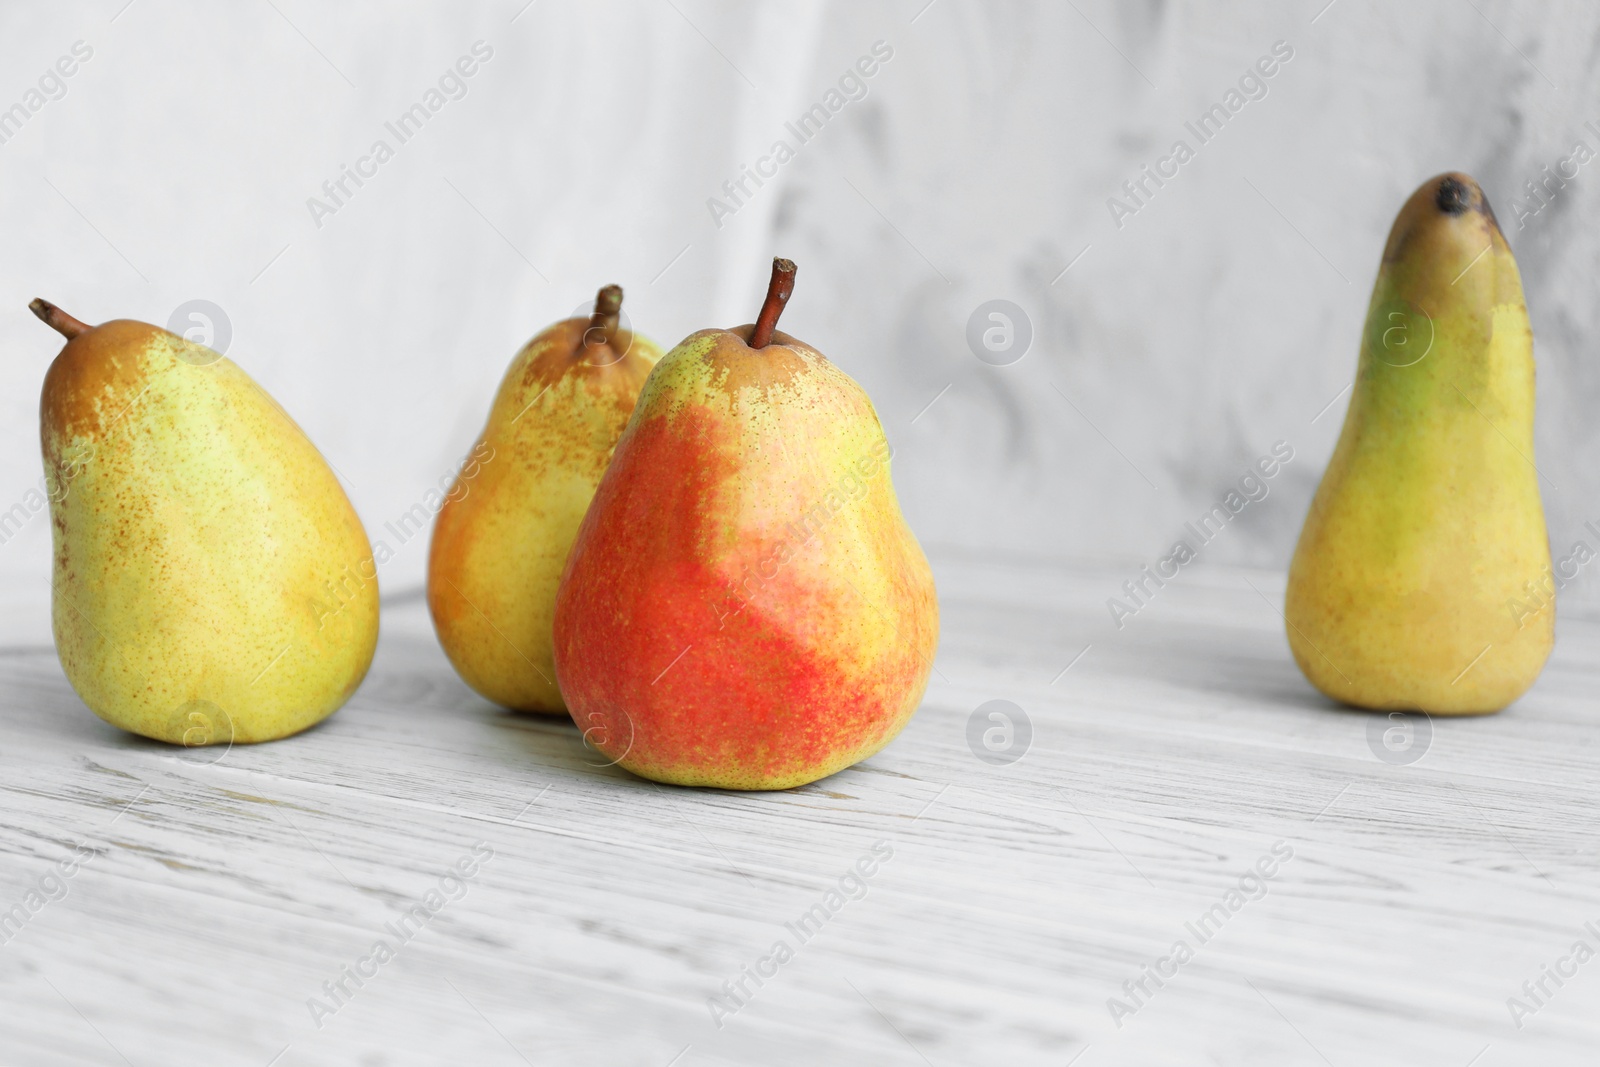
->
[[32, 299, 379, 745], [1284, 173, 1551, 715], [427, 285, 660, 712]]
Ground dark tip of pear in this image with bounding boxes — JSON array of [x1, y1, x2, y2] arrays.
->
[[1436, 177, 1471, 215]]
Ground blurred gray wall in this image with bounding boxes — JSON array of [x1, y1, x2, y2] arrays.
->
[[2, 0, 1597, 642]]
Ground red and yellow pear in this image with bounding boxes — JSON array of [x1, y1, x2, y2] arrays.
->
[[553, 259, 939, 789]]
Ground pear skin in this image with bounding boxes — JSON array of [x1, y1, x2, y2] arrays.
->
[[1284, 173, 1551, 714], [553, 260, 939, 789], [33, 301, 378, 744], [428, 286, 660, 712]]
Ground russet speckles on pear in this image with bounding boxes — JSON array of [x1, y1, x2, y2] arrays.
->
[[46, 441, 95, 503]]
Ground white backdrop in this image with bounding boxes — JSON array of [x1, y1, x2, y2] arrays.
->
[[3, 0, 1598, 642]]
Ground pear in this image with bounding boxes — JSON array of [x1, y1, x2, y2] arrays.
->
[[428, 285, 661, 712], [1284, 173, 1551, 714], [31, 299, 378, 745], [553, 259, 939, 789]]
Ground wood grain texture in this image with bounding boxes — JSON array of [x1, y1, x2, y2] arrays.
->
[[1, 557, 1598, 1066]]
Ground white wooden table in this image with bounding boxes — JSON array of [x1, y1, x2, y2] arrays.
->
[[1, 557, 1597, 1066]]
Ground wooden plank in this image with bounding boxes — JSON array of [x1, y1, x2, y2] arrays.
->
[[1, 558, 1596, 1065]]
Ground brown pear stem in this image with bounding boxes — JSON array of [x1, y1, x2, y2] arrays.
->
[[583, 284, 623, 349], [30, 299, 90, 340], [748, 258, 796, 349]]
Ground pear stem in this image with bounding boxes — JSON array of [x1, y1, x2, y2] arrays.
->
[[30, 299, 90, 341], [748, 258, 796, 350], [583, 284, 623, 350]]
